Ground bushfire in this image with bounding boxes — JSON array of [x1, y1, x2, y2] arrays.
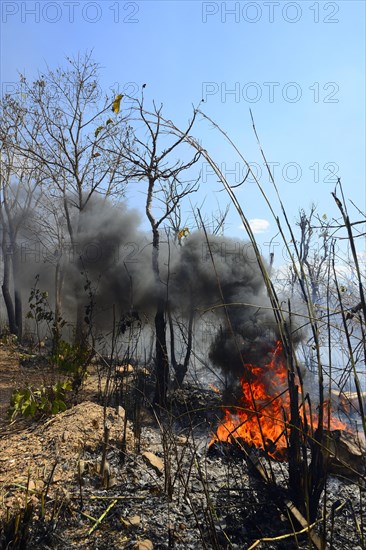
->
[[210, 340, 346, 459]]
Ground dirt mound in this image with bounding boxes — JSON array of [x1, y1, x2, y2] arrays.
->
[[0, 401, 132, 502]]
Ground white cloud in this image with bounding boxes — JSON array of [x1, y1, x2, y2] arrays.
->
[[245, 218, 270, 234]]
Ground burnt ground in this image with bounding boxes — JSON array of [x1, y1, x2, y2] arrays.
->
[[0, 344, 365, 549]]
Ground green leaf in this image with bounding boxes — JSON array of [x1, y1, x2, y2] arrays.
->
[[58, 400, 67, 412], [106, 118, 113, 125], [39, 396, 49, 410], [21, 399, 36, 417], [94, 125, 104, 138], [12, 392, 24, 405], [63, 380, 73, 391], [30, 400, 38, 416]]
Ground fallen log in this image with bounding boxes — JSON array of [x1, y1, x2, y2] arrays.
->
[[323, 429, 366, 477]]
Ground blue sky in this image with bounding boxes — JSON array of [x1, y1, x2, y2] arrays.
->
[[1, 0, 365, 256]]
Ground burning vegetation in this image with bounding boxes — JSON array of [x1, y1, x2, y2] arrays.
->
[[210, 340, 347, 460]]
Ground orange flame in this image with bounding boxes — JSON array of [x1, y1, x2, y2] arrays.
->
[[210, 340, 346, 459]]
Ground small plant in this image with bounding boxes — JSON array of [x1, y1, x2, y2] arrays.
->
[[26, 276, 54, 352], [26, 277, 89, 392], [26, 275, 67, 353], [8, 380, 72, 420], [51, 339, 91, 392]]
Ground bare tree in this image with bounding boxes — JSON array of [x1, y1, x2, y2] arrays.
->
[[0, 96, 42, 339], [29, 192, 70, 349], [286, 204, 332, 304], [2, 52, 130, 345], [105, 95, 201, 407]]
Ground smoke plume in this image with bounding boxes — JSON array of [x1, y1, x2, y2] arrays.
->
[[14, 197, 303, 402], [168, 231, 283, 401]]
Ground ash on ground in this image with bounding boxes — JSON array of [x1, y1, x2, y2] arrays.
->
[[0, 380, 365, 550]]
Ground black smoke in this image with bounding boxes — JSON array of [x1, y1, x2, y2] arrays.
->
[[15, 197, 301, 401], [168, 231, 283, 401]]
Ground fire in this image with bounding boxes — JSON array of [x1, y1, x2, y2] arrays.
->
[[210, 340, 346, 459]]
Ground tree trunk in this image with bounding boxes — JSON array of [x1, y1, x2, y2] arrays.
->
[[183, 305, 194, 374], [75, 302, 87, 347], [168, 307, 177, 371], [1, 248, 17, 335], [1, 219, 19, 337], [154, 297, 169, 408], [14, 289, 23, 341], [149, 212, 169, 408], [53, 260, 65, 353], [70, 212, 88, 350], [12, 247, 23, 341]]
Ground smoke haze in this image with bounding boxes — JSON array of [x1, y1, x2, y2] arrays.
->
[[12, 197, 303, 403]]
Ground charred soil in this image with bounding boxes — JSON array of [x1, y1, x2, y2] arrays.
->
[[0, 346, 365, 549]]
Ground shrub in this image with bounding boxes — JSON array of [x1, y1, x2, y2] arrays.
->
[[8, 380, 72, 420]]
